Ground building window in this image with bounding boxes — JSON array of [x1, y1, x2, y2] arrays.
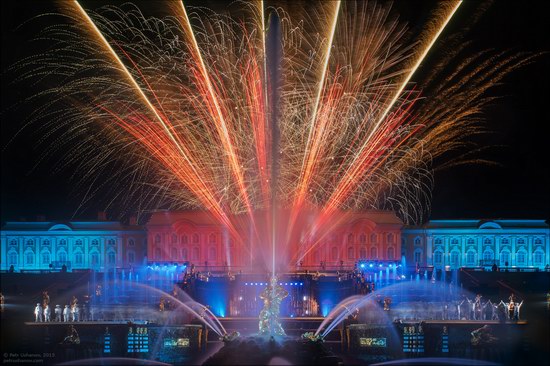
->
[[90, 252, 99, 266], [483, 250, 494, 262], [171, 234, 177, 244], [43, 239, 50, 246], [128, 251, 135, 264], [534, 238, 542, 245], [484, 238, 492, 245], [41, 251, 51, 265], [209, 234, 216, 244], [451, 251, 459, 267], [347, 247, 354, 260], [387, 247, 395, 260], [314, 250, 320, 263], [501, 238, 509, 245], [107, 239, 115, 246], [91, 239, 99, 246], [434, 238, 442, 245], [533, 251, 543, 265], [154, 247, 161, 260], [9, 251, 18, 265], [359, 234, 366, 244], [107, 251, 116, 265], [500, 251, 510, 266], [75, 252, 83, 265], [59, 239, 67, 246], [370, 247, 377, 259], [26, 239, 35, 247], [9, 239, 17, 246], [75, 239, 83, 246], [128, 239, 135, 247], [155, 234, 161, 244], [467, 238, 475, 245], [359, 247, 367, 258], [466, 251, 475, 265], [348, 234, 354, 244], [192, 247, 199, 261], [331, 247, 338, 261], [370, 234, 377, 244], [451, 238, 459, 245], [171, 247, 178, 260], [516, 251, 526, 265], [58, 251, 67, 263], [414, 250, 422, 264], [26, 251, 35, 265], [387, 233, 394, 244], [181, 235, 188, 244], [414, 237, 421, 246], [209, 247, 217, 261], [434, 251, 442, 264], [192, 234, 199, 244], [182, 248, 188, 260], [517, 238, 525, 245]]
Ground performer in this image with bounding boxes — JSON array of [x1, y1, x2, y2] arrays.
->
[[258, 276, 289, 336], [474, 294, 483, 320], [63, 305, 71, 322], [62, 325, 80, 345], [42, 291, 50, 308], [514, 300, 524, 321], [0, 292, 4, 313], [34, 303, 43, 322], [54, 305, 62, 322], [508, 299, 515, 321], [43, 304, 51, 322]]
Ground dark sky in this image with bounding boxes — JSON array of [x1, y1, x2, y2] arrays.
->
[[1, 1, 549, 223]]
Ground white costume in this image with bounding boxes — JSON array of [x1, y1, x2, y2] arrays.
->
[[55, 305, 62, 322], [63, 305, 70, 322], [34, 303, 43, 322], [43, 304, 51, 322]]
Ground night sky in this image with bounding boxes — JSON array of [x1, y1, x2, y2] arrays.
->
[[1, 1, 549, 223]]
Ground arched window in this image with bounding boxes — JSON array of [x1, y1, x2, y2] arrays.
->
[[154, 247, 161, 260], [41, 251, 50, 265], [347, 234, 354, 244], [434, 251, 442, 264], [128, 239, 135, 247], [467, 238, 475, 245], [483, 250, 494, 262], [450, 251, 460, 267], [516, 251, 526, 266], [209, 247, 217, 261], [533, 251, 544, 265], [359, 234, 366, 244], [483, 238, 492, 245], [192, 247, 199, 261], [155, 234, 161, 244], [434, 238, 443, 245], [331, 247, 338, 261], [370, 247, 377, 259], [25, 250, 35, 265], [8, 251, 18, 265], [172, 234, 178, 244], [192, 234, 199, 243], [414, 237, 421, 246], [501, 238, 509, 245], [387, 233, 394, 244], [181, 235, 188, 244], [414, 250, 422, 264], [91, 239, 99, 246], [182, 248, 188, 260], [359, 247, 367, 258], [75, 239, 83, 246], [171, 247, 178, 260], [451, 238, 459, 245], [500, 251, 510, 266], [90, 252, 99, 267], [107, 251, 116, 265], [466, 251, 475, 265], [26, 239, 35, 247], [347, 247, 354, 259], [370, 234, 377, 244], [387, 247, 395, 260], [58, 251, 67, 263], [74, 251, 83, 265], [128, 251, 135, 264], [209, 233, 216, 244]]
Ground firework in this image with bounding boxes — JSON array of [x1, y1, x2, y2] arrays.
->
[[7, 0, 533, 271]]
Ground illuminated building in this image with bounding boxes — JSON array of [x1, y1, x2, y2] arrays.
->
[[0, 217, 146, 272], [402, 220, 549, 271]]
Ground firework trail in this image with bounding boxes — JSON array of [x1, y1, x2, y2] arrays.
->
[[5, 0, 535, 271]]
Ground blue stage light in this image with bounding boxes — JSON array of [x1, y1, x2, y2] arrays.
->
[[360, 263, 366, 269], [369, 264, 373, 268]]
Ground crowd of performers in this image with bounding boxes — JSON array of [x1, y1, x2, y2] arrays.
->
[[33, 291, 90, 322], [453, 293, 524, 321]]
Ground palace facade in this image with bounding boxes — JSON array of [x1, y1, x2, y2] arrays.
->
[[1, 212, 548, 272]]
